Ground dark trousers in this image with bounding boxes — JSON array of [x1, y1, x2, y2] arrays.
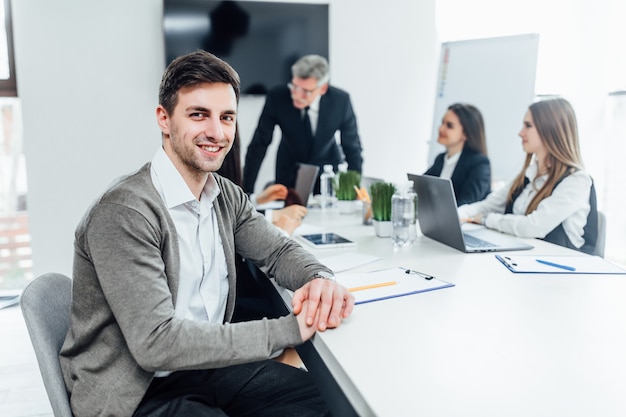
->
[[133, 360, 330, 417]]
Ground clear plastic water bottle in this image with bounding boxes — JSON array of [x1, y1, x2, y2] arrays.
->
[[319, 164, 336, 210], [391, 180, 418, 246]]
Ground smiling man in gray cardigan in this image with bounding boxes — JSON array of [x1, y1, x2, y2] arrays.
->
[[59, 51, 354, 417]]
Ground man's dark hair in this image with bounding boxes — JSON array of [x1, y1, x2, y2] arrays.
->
[[159, 50, 241, 115]]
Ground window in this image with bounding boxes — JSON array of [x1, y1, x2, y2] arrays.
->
[[0, 0, 16, 96], [0, 0, 30, 291]]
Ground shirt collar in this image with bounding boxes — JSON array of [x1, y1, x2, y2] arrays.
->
[[151, 147, 220, 209], [525, 160, 539, 179], [309, 94, 322, 113], [444, 151, 462, 165]]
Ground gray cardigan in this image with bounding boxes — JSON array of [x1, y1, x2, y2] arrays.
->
[[60, 163, 330, 417]]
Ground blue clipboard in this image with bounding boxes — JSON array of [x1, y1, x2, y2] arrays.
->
[[495, 254, 626, 274], [336, 267, 455, 305]]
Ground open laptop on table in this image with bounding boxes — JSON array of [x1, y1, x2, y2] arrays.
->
[[407, 173, 533, 253], [256, 164, 319, 211], [294, 163, 320, 206]]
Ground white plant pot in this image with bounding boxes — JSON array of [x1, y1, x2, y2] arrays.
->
[[373, 220, 393, 237], [337, 199, 357, 214]]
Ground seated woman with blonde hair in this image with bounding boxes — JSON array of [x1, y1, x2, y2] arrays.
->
[[458, 97, 598, 254]]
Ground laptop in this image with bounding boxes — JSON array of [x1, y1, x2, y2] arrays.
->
[[294, 163, 320, 206], [255, 164, 319, 210], [407, 173, 534, 253]]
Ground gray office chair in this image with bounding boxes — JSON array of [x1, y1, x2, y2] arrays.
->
[[594, 211, 607, 257], [20, 272, 73, 417]]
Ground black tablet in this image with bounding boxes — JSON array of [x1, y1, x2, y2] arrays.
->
[[298, 232, 357, 249]]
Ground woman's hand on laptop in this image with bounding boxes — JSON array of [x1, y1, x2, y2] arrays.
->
[[257, 184, 288, 204], [463, 214, 484, 225]]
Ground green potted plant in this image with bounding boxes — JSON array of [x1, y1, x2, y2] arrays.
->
[[333, 170, 361, 213], [370, 182, 396, 237]]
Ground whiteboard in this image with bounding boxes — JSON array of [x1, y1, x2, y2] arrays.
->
[[428, 34, 539, 183]]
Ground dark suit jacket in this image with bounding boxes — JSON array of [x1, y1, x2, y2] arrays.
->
[[424, 147, 491, 206], [243, 85, 363, 192]]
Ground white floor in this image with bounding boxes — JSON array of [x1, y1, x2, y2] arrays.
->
[[0, 304, 53, 417]]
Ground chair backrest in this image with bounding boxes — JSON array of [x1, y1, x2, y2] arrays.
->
[[594, 211, 607, 257], [20, 272, 73, 417]]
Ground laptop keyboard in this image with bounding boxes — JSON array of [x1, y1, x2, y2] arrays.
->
[[463, 233, 495, 248]]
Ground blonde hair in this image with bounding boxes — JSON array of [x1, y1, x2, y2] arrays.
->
[[507, 98, 583, 214]]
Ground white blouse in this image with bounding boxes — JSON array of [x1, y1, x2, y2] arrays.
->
[[457, 163, 592, 248], [439, 151, 461, 180]]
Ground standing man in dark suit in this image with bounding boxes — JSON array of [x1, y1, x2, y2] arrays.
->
[[243, 55, 363, 193]]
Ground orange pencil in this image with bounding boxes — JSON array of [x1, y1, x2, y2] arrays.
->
[[353, 185, 364, 201], [348, 281, 397, 292], [361, 187, 371, 203]]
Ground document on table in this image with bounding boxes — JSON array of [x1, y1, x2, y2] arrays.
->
[[318, 253, 382, 273], [336, 267, 454, 305], [255, 201, 285, 210], [495, 254, 626, 274], [293, 222, 324, 236]]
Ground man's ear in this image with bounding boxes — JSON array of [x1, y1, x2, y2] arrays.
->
[[156, 105, 170, 135], [319, 83, 329, 95]]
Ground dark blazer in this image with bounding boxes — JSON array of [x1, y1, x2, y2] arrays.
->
[[425, 147, 491, 206], [243, 85, 363, 192]]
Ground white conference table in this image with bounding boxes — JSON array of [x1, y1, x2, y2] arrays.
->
[[282, 207, 626, 417]]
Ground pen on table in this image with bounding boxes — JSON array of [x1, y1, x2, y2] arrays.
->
[[535, 259, 576, 271], [348, 281, 397, 292], [400, 267, 435, 280]]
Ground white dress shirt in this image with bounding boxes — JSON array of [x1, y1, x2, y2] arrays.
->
[[457, 162, 592, 248], [150, 147, 229, 325], [302, 95, 321, 135], [440, 151, 461, 180]]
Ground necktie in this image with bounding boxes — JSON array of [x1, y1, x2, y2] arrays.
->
[[302, 107, 314, 141]]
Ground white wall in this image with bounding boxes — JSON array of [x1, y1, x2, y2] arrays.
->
[[330, 1, 438, 183], [12, 0, 437, 278]]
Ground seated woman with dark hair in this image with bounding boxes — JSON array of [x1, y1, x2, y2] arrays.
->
[[425, 103, 491, 206]]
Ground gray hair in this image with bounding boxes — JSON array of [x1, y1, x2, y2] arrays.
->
[[291, 55, 330, 86]]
